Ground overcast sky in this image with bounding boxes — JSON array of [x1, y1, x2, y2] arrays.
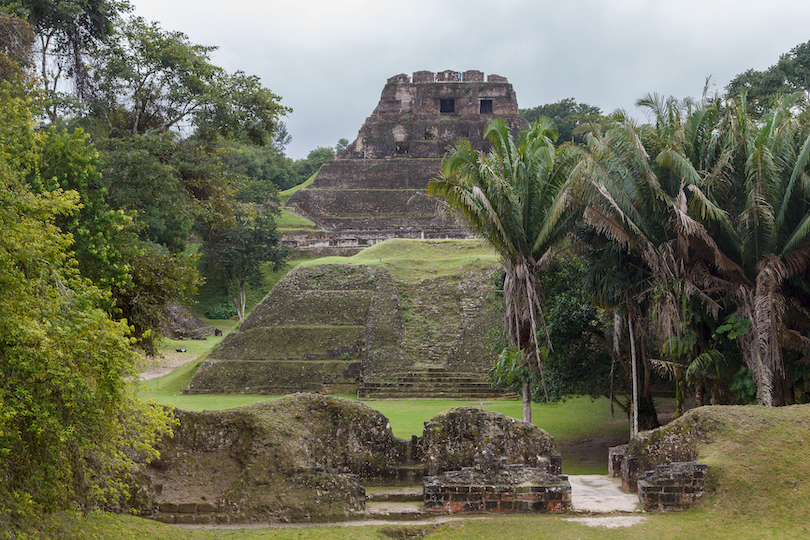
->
[[133, 0, 810, 159]]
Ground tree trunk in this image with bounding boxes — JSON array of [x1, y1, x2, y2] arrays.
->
[[522, 380, 532, 424], [637, 394, 661, 431], [674, 369, 684, 418], [629, 312, 639, 437]]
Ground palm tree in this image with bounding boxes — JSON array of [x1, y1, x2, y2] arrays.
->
[[716, 92, 810, 405], [427, 117, 577, 422], [572, 97, 742, 431]]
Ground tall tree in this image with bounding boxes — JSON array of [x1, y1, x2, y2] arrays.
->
[[717, 92, 810, 405], [0, 79, 172, 531], [86, 16, 289, 143], [0, 11, 35, 81], [572, 95, 741, 430], [726, 40, 810, 116], [521, 98, 602, 145], [1, 0, 130, 120], [201, 205, 289, 320], [428, 117, 578, 422]]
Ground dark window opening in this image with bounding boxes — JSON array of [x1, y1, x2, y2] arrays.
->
[[480, 99, 493, 114], [440, 99, 455, 113]]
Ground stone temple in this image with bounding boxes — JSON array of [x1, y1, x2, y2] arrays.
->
[[186, 71, 527, 397], [283, 69, 528, 254]]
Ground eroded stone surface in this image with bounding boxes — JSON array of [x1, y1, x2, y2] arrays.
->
[[283, 70, 529, 253], [137, 395, 564, 524], [419, 407, 560, 476], [424, 465, 570, 513]]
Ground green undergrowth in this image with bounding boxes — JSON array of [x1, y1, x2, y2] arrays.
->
[[296, 238, 500, 283], [190, 258, 305, 320]]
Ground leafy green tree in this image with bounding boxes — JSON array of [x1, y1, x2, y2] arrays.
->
[[335, 137, 349, 156], [489, 255, 615, 403], [226, 140, 296, 197], [201, 205, 289, 320], [0, 79, 172, 532], [428, 117, 579, 422], [294, 146, 335, 180], [33, 126, 132, 292], [0, 11, 34, 81], [520, 98, 602, 145], [86, 15, 289, 143], [726, 40, 810, 116], [1, 0, 130, 119]]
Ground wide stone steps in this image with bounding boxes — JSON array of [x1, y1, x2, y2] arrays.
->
[[364, 486, 427, 520], [358, 368, 514, 399]]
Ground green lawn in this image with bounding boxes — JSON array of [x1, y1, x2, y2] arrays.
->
[[296, 238, 500, 283], [39, 501, 810, 539], [276, 207, 317, 230]]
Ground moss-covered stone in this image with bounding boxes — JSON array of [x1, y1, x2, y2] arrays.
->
[[139, 394, 563, 523], [419, 407, 560, 475], [185, 360, 361, 394], [209, 326, 365, 361], [142, 394, 410, 523]]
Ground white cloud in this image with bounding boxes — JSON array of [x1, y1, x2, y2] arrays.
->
[[132, 0, 810, 158]]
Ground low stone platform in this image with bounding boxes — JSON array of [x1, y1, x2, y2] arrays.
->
[[424, 464, 571, 513], [637, 462, 707, 511]]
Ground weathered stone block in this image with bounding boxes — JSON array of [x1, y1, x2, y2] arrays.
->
[[609, 444, 627, 477], [177, 502, 197, 514]]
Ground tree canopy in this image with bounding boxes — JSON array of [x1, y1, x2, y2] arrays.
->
[[429, 117, 579, 422], [0, 78, 173, 531]]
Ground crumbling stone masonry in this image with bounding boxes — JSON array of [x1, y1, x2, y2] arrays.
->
[[424, 464, 571, 513], [136, 395, 565, 523], [637, 462, 707, 511], [283, 70, 528, 254]]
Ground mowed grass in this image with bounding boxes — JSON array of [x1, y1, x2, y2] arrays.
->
[[275, 207, 317, 230], [278, 171, 318, 204], [296, 238, 501, 283]]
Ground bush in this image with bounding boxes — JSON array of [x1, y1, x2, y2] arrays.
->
[[206, 302, 237, 319]]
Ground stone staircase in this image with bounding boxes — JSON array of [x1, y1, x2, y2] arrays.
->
[[364, 486, 426, 520], [358, 367, 515, 399]]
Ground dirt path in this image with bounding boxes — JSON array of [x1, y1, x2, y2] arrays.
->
[[138, 351, 199, 381]]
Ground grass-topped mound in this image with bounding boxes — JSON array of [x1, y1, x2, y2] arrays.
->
[[186, 239, 503, 396], [296, 238, 499, 283], [625, 404, 810, 530]]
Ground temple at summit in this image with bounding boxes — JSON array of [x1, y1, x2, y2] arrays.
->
[[283, 69, 528, 254], [185, 71, 527, 397]]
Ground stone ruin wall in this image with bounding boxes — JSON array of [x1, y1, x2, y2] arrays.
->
[[344, 69, 525, 160], [283, 70, 527, 251]]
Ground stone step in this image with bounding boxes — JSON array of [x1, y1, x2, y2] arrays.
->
[[360, 381, 491, 389], [365, 501, 426, 520], [365, 486, 423, 502], [359, 390, 509, 399]]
